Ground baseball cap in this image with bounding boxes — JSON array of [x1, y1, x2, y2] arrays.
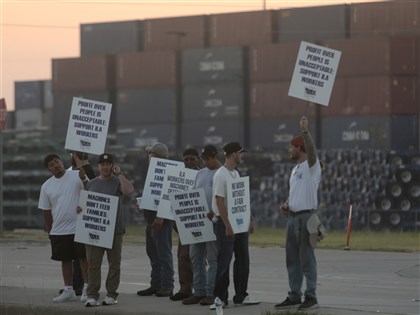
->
[[146, 142, 169, 158], [222, 142, 246, 155], [291, 136, 305, 148], [200, 144, 218, 158], [98, 153, 114, 164], [183, 148, 199, 158]]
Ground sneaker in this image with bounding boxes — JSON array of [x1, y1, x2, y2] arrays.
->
[[85, 298, 99, 307], [241, 296, 261, 305], [199, 296, 215, 306], [53, 288, 77, 303], [274, 297, 301, 309], [59, 288, 82, 296], [298, 297, 318, 310], [137, 287, 159, 296], [170, 291, 191, 301], [182, 295, 206, 305], [155, 289, 173, 297], [80, 289, 88, 302], [102, 296, 118, 306], [209, 299, 227, 310]]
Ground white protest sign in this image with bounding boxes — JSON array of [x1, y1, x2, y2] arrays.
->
[[75, 190, 119, 249], [170, 188, 216, 245], [227, 176, 251, 234], [142, 157, 184, 211], [65, 97, 112, 155], [157, 166, 199, 220], [288, 41, 341, 106]]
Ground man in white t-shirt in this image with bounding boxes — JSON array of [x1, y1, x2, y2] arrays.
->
[[275, 116, 322, 311], [38, 154, 89, 303]]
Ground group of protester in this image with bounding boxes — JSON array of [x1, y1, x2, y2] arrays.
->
[[38, 116, 322, 311]]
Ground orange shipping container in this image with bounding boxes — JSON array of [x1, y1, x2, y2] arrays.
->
[[249, 42, 300, 82], [209, 10, 276, 47], [116, 51, 177, 89], [322, 76, 419, 117], [324, 37, 419, 77], [52, 56, 115, 92], [143, 15, 207, 51]]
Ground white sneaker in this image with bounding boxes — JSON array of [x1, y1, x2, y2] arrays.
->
[[209, 300, 225, 310], [85, 298, 99, 307], [102, 296, 117, 305], [53, 288, 77, 303], [242, 296, 261, 305], [80, 289, 88, 302]]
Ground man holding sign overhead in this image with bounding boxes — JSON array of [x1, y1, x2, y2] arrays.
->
[[83, 153, 135, 307], [275, 116, 322, 311]]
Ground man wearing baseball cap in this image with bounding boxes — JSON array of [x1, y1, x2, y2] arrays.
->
[[182, 145, 221, 306], [83, 153, 135, 307], [275, 116, 322, 311]]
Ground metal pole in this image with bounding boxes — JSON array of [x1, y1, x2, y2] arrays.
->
[[263, 0, 266, 10]]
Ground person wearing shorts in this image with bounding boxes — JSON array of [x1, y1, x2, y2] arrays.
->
[[38, 153, 89, 303]]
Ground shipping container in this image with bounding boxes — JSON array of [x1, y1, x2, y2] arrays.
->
[[15, 81, 44, 110], [324, 37, 418, 77], [43, 80, 53, 109], [15, 108, 44, 129], [52, 91, 113, 138], [249, 42, 299, 82], [322, 76, 419, 117], [250, 81, 317, 120], [52, 56, 115, 92], [182, 82, 244, 122], [6, 111, 15, 130], [116, 123, 176, 149], [321, 115, 419, 151], [116, 88, 176, 124], [116, 51, 177, 89], [249, 117, 317, 150], [81, 20, 144, 56], [350, 1, 420, 38], [209, 10, 276, 47], [182, 46, 246, 84], [181, 120, 243, 148], [144, 15, 206, 51], [278, 4, 350, 42]]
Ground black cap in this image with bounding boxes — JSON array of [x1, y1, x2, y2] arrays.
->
[[200, 145, 218, 158], [44, 154, 60, 167], [222, 142, 246, 155], [183, 148, 199, 157], [98, 153, 114, 164]]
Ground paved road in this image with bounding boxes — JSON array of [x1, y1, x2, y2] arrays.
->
[[1, 240, 419, 315]]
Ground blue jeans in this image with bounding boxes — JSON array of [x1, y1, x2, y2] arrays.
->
[[233, 231, 250, 302], [285, 213, 317, 301], [189, 223, 218, 296], [213, 219, 235, 303], [145, 215, 174, 291]]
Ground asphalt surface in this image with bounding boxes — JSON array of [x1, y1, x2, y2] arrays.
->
[[1, 240, 419, 315]]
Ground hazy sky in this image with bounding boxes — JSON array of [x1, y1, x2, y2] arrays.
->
[[1, 0, 381, 111]]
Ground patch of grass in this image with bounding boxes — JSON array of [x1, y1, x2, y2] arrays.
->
[[1, 226, 419, 252]]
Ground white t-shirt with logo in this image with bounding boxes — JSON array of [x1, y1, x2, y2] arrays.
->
[[38, 170, 84, 235], [212, 166, 239, 216], [288, 159, 321, 212]]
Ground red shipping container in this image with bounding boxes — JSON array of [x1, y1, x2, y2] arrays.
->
[[116, 51, 177, 89], [322, 76, 419, 117], [250, 81, 316, 120], [52, 56, 115, 92], [350, 1, 420, 37], [324, 37, 418, 77], [249, 42, 300, 82], [209, 10, 276, 47], [143, 15, 206, 51]]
